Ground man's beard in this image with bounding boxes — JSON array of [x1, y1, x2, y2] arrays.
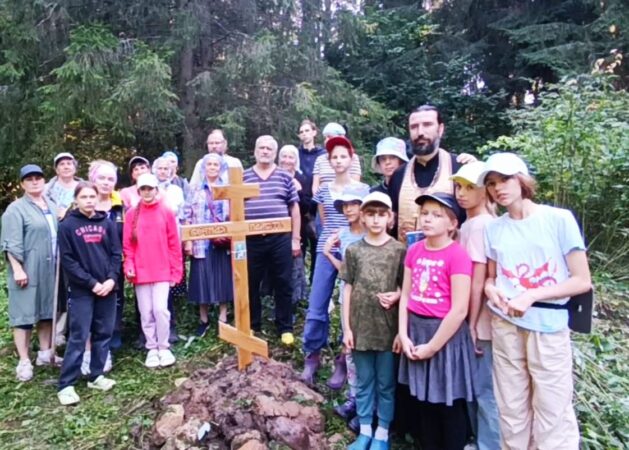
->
[[411, 137, 440, 156]]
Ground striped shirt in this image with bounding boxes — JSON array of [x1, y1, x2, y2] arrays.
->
[[314, 181, 369, 253], [313, 153, 362, 187], [244, 167, 299, 220]]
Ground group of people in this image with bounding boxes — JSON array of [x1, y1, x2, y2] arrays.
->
[[1, 106, 591, 450]]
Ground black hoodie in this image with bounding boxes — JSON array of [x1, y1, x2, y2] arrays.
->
[[58, 209, 122, 297]]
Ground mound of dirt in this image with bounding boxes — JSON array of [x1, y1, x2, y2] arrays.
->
[[150, 356, 331, 450]]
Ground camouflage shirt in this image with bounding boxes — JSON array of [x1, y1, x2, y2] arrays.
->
[[340, 238, 406, 351]]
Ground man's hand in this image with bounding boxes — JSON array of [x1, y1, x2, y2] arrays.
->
[[291, 238, 301, 257], [456, 153, 478, 165]]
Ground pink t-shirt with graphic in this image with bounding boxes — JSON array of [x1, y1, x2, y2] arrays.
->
[[404, 240, 472, 319]]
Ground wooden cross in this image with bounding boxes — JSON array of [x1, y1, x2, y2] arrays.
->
[[181, 167, 292, 370]]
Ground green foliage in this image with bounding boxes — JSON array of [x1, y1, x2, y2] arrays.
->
[[572, 279, 629, 449], [482, 75, 629, 270], [326, 3, 511, 153], [38, 25, 181, 150], [196, 32, 399, 177]]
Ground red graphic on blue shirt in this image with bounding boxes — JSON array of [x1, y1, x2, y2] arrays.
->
[[500, 260, 558, 290]]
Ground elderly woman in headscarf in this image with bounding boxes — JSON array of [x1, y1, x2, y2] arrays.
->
[[183, 153, 233, 337], [1, 164, 61, 382]]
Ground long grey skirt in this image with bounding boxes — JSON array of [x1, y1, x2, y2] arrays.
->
[[398, 313, 475, 406]]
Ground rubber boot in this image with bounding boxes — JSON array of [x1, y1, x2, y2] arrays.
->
[[301, 352, 320, 385], [326, 353, 347, 390]]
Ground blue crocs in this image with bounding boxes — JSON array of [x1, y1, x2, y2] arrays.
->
[[348, 434, 372, 450], [369, 439, 390, 450]]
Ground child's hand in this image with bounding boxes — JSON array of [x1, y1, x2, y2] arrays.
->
[[92, 282, 106, 296], [486, 285, 508, 312], [98, 279, 116, 297], [377, 289, 401, 309], [400, 335, 416, 360], [470, 327, 484, 356], [507, 291, 536, 318], [343, 330, 354, 351], [323, 231, 340, 255], [413, 344, 436, 360], [392, 334, 402, 354]]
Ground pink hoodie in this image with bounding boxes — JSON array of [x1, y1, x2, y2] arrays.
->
[[123, 200, 183, 284]]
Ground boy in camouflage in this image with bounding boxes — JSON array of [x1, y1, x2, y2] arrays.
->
[[340, 192, 406, 450]]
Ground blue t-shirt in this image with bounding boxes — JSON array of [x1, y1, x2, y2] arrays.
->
[[484, 205, 586, 332]]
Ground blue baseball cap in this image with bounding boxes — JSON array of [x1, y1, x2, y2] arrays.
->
[[415, 192, 463, 223], [19, 164, 44, 181]]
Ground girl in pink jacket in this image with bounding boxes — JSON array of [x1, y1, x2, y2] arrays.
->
[[123, 174, 182, 368]]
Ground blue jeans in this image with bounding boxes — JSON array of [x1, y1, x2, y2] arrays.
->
[[302, 252, 338, 354], [353, 350, 396, 428], [58, 293, 116, 390], [469, 340, 501, 450]]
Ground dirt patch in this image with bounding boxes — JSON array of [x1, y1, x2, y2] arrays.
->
[[148, 356, 331, 449]]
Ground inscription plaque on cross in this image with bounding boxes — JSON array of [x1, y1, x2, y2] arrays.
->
[[181, 167, 292, 370]]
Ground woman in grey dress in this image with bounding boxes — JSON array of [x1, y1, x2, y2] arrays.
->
[[1, 164, 61, 381]]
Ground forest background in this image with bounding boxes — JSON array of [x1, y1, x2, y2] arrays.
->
[[0, 0, 627, 449]]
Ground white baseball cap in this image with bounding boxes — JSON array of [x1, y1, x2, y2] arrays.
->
[[360, 191, 393, 210], [53, 152, 77, 167], [371, 137, 409, 174], [449, 161, 487, 187], [477, 152, 529, 184], [136, 173, 159, 188]]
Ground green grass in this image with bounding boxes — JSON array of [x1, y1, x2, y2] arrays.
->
[[0, 274, 627, 449]]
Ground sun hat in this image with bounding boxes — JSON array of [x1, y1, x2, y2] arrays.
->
[[333, 184, 371, 213], [371, 137, 409, 174], [449, 161, 487, 187], [360, 191, 393, 210], [136, 173, 159, 189], [477, 152, 529, 185]]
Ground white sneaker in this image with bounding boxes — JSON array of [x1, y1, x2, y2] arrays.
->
[[87, 375, 116, 391], [158, 349, 176, 367], [16, 359, 33, 382], [58, 386, 80, 405], [81, 351, 91, 376], [145, 349, 160, 368], [103, 352, 112, 373], [35, 349, 63, 366]]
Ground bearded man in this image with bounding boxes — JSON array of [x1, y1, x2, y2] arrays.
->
[[388, 105, 475, 243]]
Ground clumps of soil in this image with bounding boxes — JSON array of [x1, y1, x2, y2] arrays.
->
[[150, 356, 331, 449]]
